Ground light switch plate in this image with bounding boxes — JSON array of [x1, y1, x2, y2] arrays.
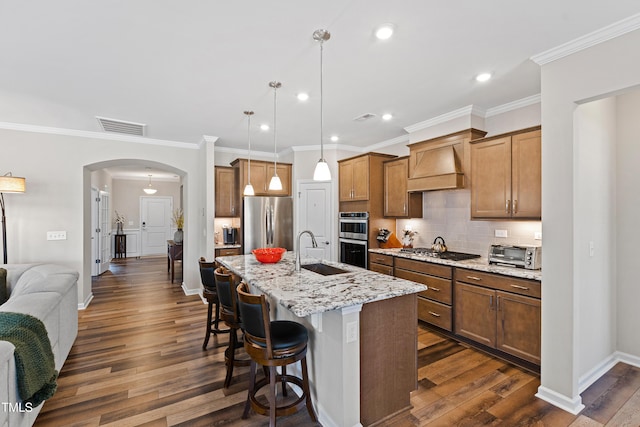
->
[[47, 231, 67, 240], [495, 229, 508, 238], [534, 232, 542, 240], [346, 321, 358, 343]]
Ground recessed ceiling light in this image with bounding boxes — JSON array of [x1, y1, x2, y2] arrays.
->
[[375, 24, 395, 40], [260, 124, 269, 131], [297, 93, 309, 101], [476, 72, 492, 82], [382, 113, 393, 121], [330, 135, 339, 142]]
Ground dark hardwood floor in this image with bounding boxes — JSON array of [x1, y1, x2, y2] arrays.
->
[[35, 256, 640, 426]]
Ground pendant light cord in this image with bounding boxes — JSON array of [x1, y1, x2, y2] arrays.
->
[[247, 112, 252, 183], [320, 39, 324, 161], [272, 82, 278, 171]]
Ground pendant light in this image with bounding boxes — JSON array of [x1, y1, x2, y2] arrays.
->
[[313, 29, 332, 181], [143, 174, 157, 194], [243, 111, 255, 196], [268, 81, 283, 191]]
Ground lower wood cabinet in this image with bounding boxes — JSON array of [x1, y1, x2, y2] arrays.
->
[[393, 258, 453, 331], [454, 268, 541, 365], [215, 247, 241, 257], [369, 253, 394, 276]]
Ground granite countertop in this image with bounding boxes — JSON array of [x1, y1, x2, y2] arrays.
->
[[369, 248, 542, 281], [215, 252, 427, 317], [215, 244, 241, 249]]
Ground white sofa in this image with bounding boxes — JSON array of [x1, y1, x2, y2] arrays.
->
[[0, 264, 78, 427]]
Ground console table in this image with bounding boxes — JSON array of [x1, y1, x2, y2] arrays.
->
[[167, 240, 183, 284], [114, 234, 126, 259]]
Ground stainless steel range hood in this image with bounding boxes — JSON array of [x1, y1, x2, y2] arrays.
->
[[406, 128, 487, 192]]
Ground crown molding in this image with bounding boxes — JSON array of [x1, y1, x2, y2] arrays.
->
[[213, 145, 275, 158], [404, 105, 484, 134], [531, 13, 640, 65], [0, 121, 200, 149], [485, 94, 541, 117], [367, 134, 410, 152]]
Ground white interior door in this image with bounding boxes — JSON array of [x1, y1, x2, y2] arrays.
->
[[91, 187, 99, 276], [297, 181, 333, 261], [98, 191, 111, 274], [141, 196, 173, 256]]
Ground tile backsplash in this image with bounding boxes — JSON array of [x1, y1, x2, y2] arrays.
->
[[396, 189, 541, 256]]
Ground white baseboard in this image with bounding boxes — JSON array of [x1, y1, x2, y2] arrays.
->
[[78, 292, 94, 310], [535, 386, 585, 415], [578, 353, 619, 393], [615, 351, 640, 369], [181, 283, 200, 296]]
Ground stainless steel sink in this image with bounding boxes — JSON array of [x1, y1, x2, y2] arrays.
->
[[301, 263, 349, 276]]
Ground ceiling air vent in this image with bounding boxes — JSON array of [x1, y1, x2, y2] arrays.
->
[[353, 113, 376, 122], [96, 116, 147, 136]]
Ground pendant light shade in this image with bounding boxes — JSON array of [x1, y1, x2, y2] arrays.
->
[[143, 175, 157, 195], [243, 110, 255, 196], [313, 29, 332, 181], [268, 81, 283, 191]]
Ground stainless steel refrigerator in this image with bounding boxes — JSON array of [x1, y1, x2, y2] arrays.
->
[[242, 197, 293, 254]]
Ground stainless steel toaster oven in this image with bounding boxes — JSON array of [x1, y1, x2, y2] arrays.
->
[[489, 244, 541, 270]]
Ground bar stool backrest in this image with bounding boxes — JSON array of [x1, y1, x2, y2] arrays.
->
[[198, 257, 217, 293], [214, 267, 240, 323], [236, 282, 272, 356]]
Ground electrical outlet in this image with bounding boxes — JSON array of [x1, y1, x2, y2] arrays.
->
[[47, 231, 67, 241], [534, 232, 542, 240], [346, 321, 358, 343], [495, 229, 508, 238]]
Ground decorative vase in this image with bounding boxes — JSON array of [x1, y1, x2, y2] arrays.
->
[[116, 223, 123, 235], [401, 235, 413, 248], [174, 229, 183, 243]]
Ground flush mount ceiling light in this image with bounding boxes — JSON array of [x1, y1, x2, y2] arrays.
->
[[312, 29, 332, 182], [382, 113, 393, 121], [260, 124, 270, 131], [143, 174, 157, 195], [297, 92, 309, 101], [330, 135, 339, 142], [268, 81, 283, 191], [375, 23, 395, 40], [476, 72, 492, 82], [243, 111, 255, 196]]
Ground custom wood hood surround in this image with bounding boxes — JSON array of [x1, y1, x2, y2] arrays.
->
[[407, 128, 487, 192]]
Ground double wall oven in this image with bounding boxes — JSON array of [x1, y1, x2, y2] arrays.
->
[[338, 212, 369, 268]]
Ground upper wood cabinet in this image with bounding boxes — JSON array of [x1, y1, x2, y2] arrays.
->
[[338, 153, 396, 203], [470, 127, 541, 219], [339, 155, 370, 201], [215, 166, 238, 217], [383, 157, 423, 218], [231, 158, 292, 197]]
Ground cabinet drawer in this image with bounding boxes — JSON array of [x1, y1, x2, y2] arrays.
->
[[455, 268, 540, 298], [369, 263, 393, 276], [418, 298, 452, 331], [395, 268, 452, 305], [369, 253, 394, 267], [216, 248, 241, 257], [394, 258, 452, 279]]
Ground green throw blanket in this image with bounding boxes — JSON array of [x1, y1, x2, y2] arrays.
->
[[0, 312, 58, 406]]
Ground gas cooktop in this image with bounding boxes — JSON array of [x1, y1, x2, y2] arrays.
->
[[399, 247, 481, 261]]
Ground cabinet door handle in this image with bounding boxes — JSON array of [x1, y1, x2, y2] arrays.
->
[[510, 284, 530, 290], [489, 295, 493, 309], [497, 295, 501, 311], [466, 275, 482, 281], [505, 199, 511, 214], [428, 311, 441, 318], [429, 287, 441, 292], [403, 202, 407, 213], [513, 199, 517, 214]]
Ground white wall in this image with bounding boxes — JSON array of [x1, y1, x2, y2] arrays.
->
[[1, 128, 211, 307], [574, 98, 617, 378], [616, 91, 640, 356], [538, 28, 640, 412]]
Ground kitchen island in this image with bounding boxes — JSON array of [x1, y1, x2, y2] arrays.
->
[[215, 252, 426, 427]]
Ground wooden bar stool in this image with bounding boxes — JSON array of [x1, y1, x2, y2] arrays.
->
[[214, 266, 250, 388], [199, 257, 229, 350], [236, 282, 317, 427]]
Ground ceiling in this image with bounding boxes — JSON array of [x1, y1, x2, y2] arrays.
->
[[2, 1, 640, 156]]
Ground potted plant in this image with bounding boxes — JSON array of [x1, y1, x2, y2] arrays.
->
[[114, 211, 126, 235], [173, 208, 184, 243]]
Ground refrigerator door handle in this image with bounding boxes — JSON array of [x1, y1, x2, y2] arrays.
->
[[269, 206, 275, 245]]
